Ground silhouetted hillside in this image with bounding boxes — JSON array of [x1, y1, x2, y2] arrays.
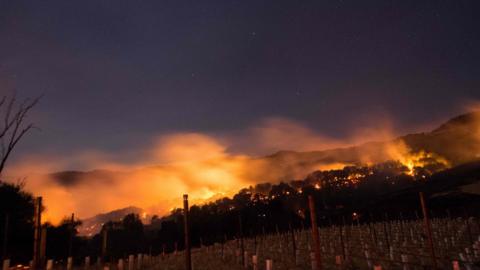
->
[[79, 206, 145, 236]]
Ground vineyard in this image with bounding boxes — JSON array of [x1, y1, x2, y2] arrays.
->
[[139, 217, 480, 270], [5, 215, 479, 270]]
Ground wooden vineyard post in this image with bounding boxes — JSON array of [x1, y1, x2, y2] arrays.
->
[[308, 195, 322, 270], [452, 261, 460, 270], [128, 255, 134, 270], [118, 259, 124, 270], [419, 192, 437, 269], [67, 257, 73, 270], [137, 252, 142, 269], [39, 226, 47, 267], [2, 259, 9, 270], [265, 259, 273, 270], [183, 194, 192, 270], [32, 197, 42, 270], [252, 255, 258, 270], [46, 259, 53, 270]]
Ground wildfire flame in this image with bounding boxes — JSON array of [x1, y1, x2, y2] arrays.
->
[[386, 140, 450, 177]]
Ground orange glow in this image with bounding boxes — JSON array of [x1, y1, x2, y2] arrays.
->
[[5, 112, 474, 224], [386, 140, 450, 176]]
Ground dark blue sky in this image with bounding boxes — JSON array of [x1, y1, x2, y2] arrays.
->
[[1, 1, 479, 166]]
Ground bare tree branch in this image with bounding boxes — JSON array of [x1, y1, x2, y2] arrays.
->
[[0, 95, 40, 176]]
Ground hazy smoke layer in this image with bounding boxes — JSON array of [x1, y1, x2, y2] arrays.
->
[[6, 113, 474, 224]]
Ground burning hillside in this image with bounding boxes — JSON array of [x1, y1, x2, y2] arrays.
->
[[6, 111, 480, 227]]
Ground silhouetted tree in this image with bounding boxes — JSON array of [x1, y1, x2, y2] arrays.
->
[[0, 182, 35, 262], [44, 218, 82, 261], [0, 95, 40, 175]]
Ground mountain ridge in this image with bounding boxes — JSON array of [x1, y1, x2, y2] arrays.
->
[[67, 111, 480, 235]]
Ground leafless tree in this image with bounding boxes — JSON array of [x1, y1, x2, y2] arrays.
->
[[0, 95, 40, 176]]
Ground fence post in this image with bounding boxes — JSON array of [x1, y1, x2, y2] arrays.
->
[[67, 257, 73, 270], [419, 192, 437, 269], [128, 255, 134, 270], [2, 259, 9, 270], [335, 255, 343, 269], [183, 194, 192, 270], [32, 197, 42, 270], [243, 251, 248, 268], [118, 259, 124, 270], [46, 259, 53, 270], [308, 196, 322, 270], [452, 261, 460, 270], [265, 259, 273, 270], [136, 254, 142, 270], [40, 226, 47, 267]]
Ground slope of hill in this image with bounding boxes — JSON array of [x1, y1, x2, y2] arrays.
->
[[361, 159, 480, 219], [79, 206, 145, 236], [263, 111, 480, 176], [59, 111, 480, 235]]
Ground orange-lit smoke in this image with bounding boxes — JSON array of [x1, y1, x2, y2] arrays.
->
[[6, 134, 261, 223], [4, 113, 476, 224]]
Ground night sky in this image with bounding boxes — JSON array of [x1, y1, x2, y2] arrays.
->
[[1, 1, 480, 169]]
